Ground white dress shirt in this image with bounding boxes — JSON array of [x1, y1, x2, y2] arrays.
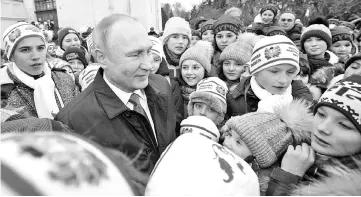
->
[[104, 75, 157, 144]]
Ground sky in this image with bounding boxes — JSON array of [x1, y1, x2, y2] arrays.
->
[[160, 0, 202, 11]]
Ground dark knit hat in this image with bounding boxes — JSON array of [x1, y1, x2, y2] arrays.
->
[[213, 15, 242, 35], [195, 16, 208, 29], [301, 17, 332, 50], [200, 19, 216, 35], [62, 47, 88, 66], [345, 53, 361, 70], [260, 4, 278, 16], [57, 27, 80, 50], [331, 26, 353, 44], [328, 18, 340, 26], [192, 29, 201, 39], [225, 100, 313, 168], [314, 75, 361, 132], [263, 26, 286, 36]]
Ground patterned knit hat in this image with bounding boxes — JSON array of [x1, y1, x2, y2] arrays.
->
[[260, 4, 278, 16], [57, 27, 80, 50], [345, 53, 361, 70], [1, 132, 142, 195], [225, 100, 313, 168], [62, 47, 88, 66], [200, 19, 216, 35], [2, 22, 46, 60], [250, 35, 300, 75], [162, 17, 191, 46], [331, 26, 353, 44], [179, 40, 214, 75], [180, 116, 220, 142], [263, 26, 286, 36], [328, 18, 340, 26], [188, 77, 228, 124], [301, 17, 332, 50], [314, 75, 361, 132], [213, 14, 242, 35], [149, 36, 165, 59]]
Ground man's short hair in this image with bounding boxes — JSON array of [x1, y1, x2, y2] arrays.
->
[[280, 11, 296, 19], [92, 14, 137, 53]]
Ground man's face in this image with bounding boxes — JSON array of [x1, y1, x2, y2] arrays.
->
[[278, 13, 296, 31], [101, 20, 153, 93]]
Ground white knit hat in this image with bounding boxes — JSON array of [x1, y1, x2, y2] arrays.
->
[[162, 17, 191, 46], [180, 116, 220, 142], [145, 127, 260, 195], [149, 36, 164, 59], [3, 22, 46, 60], [250, 35, 300, 75]]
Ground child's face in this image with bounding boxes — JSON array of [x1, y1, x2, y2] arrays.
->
[[68, 59, 85, 75], [192, 102, 219, 124], [150, 53, 161, 74], [202, 30, 214, 43], [215, 31, 237, 51], [223, 129, 252, 159], [304, 37, 327, 58], [344, 59, 361, 78], [222, 60, 245, 81], [312, 106, 361, 157], [330, 40, 352, 62], [181, 59, 205, 86], [191, 36, 200, 46], [166, 34, 189, 55], [254, 64, 298, 95]]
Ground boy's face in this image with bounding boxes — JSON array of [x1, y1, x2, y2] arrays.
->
[[150, 53, 161, 74], [223, 129, 252, 159], [192, 102, 219, 124], [312, 106, 361, 156], [254, 64, 298, 95]]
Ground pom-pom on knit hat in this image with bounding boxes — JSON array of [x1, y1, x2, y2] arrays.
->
[[161, 17, 191, 46], [57, 27, 80, 50], [301, 17, 332, 50], [2, 22, 46, 60], [225, 99, 313, 168], [187, 77, 228, 124], [263, 26, 286, 36], [331, 26, 353, 44], [62, 47, 88, 67], [213, 14, 242, 35], [179, 40, 214, 75], [180, 116, 220, 142], [314, 75, 361, 132], [249, 35, 300, 75], [200, 19, 216, 35]]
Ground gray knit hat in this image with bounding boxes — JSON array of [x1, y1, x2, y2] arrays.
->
[[179, 40, 214, 75], [225, 100, 313, 168]]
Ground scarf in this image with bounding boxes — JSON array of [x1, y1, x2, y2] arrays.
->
[[225, 79, 239, 91], [250, 76, 293, 113], [164, 45, 181, 78], [8, 62, 63, 119], [180, 84, 196, 105], [308, 56, 333, 75]]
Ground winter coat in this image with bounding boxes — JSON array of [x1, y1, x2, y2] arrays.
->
[[266, 152, 361, 196], [307, 50, 339, 75], [286, 23, 302, 42], [251, 22, 272, 35], [226, 76, 313, 119], [0, 65, 79, 118], [55, 68, 177, 174]]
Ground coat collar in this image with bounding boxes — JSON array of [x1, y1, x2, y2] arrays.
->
[[93, 68, 161, 119], [230, 76, 257, 99]]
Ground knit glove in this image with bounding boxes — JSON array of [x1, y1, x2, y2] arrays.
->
[[257, 94, 293, 113]]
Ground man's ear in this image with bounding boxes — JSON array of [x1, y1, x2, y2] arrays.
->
[[93, 48, 107, 69]]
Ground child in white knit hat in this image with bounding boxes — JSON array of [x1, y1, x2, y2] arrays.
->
[[145, 116, 260, 196], [226, 35, 313, 119]]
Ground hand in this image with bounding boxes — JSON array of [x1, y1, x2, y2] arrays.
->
[[219, 124, 230, 142], [281, 143, 315, 177]]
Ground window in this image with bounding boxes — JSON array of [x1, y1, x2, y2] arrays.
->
[[34, 0, 56, 11]]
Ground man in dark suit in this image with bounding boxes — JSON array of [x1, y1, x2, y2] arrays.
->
[[56, 14, 177, 174]]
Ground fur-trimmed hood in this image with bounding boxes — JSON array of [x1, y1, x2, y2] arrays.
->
[[292, 156, 361, 195]]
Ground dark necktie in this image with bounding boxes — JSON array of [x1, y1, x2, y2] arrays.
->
[[129, 93, 148, 120]]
